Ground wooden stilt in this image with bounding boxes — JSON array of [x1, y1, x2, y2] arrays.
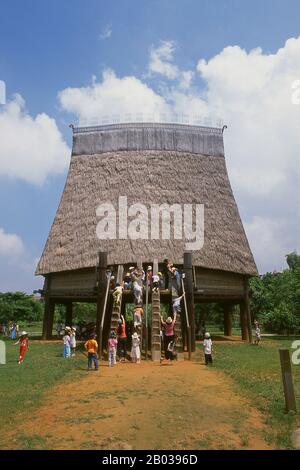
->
[[239, 301, 249, 341], [244, 278, 253, 343], [183, 252, 195, 352], [65, 302, 73, 327], [42, 275, 54, 340], [96, 252, 108, 354], [223, 303, 233, 336]]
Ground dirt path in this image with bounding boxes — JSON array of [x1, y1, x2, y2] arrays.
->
[[7, 360, 272, 450]]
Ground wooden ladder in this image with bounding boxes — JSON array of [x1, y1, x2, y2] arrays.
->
[[151, 259, 161, 361], [110, 265, 124, 333]]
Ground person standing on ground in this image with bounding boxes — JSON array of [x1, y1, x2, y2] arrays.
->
[[107, 331, 118, 367], [160, 313, 177, 362], [56, 322, 62, 338], [254, 324, 261, 345], [203, 332, 213, 365], [84, 333, 99, 370], [70, 327, 77, 356], [14, 331, 29, 364], [131, 332, 141, 364], [63, 328, 71, 358]]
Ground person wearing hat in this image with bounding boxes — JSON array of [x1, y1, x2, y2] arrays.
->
[[14, 331, 29, 364], [62, 328, 71, 358], [131, 332, 141, 364], [160, 312, 177, 362], [124, 272, 132, 290], [146, 266, 153, 286], [203, 332, 213, 365], [70, 327, 77, 356], [152, 272, 162, 292]]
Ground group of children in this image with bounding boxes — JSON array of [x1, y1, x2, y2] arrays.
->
[[62, 326, 77, 357]]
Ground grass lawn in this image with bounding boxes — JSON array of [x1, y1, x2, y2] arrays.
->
[[0, 337, 84, 449], [1, 335, 300, 449], [206, 337, 300, 448]]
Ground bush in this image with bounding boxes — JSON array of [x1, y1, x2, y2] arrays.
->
[[0, 292, 43, 323]]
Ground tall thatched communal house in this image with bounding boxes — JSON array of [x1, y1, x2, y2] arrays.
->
[[36, 122, 257, 353]]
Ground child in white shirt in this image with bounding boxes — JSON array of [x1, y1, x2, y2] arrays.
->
[[203, 332, 213, 365], [131, 332, 141, 363]]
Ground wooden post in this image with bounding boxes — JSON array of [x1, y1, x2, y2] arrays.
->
[[244, 278, 253, 343], [43, 299, 55, 339], [42, 275, 54, 340], [239, 301, 249, 341], [96, 252, 108, 355], [279, 348, 297, 413], [223, 303, 233, 336], [183, 252, 195, 352], [145, 280, 149, 360], [65, 302, 73, 327]]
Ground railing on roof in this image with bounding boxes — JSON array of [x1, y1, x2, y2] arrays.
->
[[70, 113, 224, 129]]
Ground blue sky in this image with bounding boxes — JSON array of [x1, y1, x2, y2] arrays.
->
[[1, 0, 300, 292]]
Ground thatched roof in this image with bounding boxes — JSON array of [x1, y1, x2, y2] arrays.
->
[[36, 123, 257, 276]]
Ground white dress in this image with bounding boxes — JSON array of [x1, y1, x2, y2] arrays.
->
[[131, 336, 141, 361]]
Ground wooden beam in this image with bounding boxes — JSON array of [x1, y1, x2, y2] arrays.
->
[[279, 348, 297, 412], [96, 252, 108, 352], [239, 301, 249, 341], [223, 303, 233, 336], [183, 251, 195, 352], [244, 278, 253, 343], [42, 275, 54, 340]]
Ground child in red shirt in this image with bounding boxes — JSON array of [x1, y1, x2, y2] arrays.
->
[[15, 331, 29, 364]]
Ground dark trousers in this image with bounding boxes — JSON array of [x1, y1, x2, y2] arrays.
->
[[205, 353, 213, 365], [88, 352, 99, 369], [164, 335, 175, 360], [118, 337, 127, 358]]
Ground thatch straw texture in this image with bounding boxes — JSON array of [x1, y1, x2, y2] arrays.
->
[[36, 124, 257, 276]]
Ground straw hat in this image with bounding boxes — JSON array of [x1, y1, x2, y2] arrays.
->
[[205, 332, 210, 338], [65, 326, 71, 331], [147, 266, 152, 270], [132, 332, 139, 338], [21, 331, 28, 336], [166, 317, 173, 324]]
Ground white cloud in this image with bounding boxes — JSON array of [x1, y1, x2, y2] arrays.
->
[[0, 227, 24, 257], [148, 41, 194, 89], [196, 39, 300, 196], [99, 23, 112, 40], [149, 41, 179, 79], [0, 94, 70, 185], [243, 216, 291, 273], [59, 69, 170, 124], [0, 229, 43, 292]]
